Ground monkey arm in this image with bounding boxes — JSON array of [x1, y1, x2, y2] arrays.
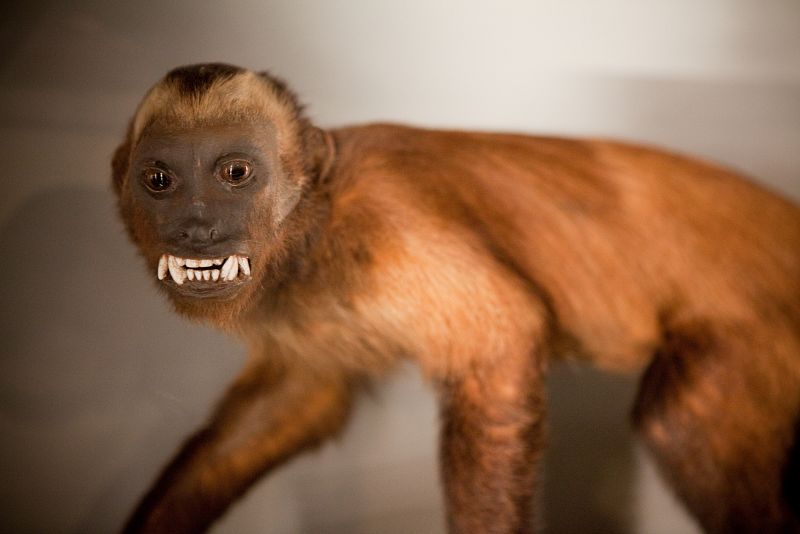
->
[[122, 357, 355, 534], [438, 351, 547, 534]]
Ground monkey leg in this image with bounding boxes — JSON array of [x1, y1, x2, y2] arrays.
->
[[123, 358, 355, 534], [632, 322, 800, 533], [438, 351, 547, 534]]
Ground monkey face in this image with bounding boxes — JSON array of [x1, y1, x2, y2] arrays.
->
[[124, 119, 295, 315]]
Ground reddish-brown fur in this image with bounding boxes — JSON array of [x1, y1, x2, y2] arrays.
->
[[114, 64, 800, 533]]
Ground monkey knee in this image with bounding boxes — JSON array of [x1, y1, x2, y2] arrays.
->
[[631, 355, 688, 441], [630, 324, 721, 436]]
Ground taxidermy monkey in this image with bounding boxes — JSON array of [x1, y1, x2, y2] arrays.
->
[[113, 63, 800, 533]]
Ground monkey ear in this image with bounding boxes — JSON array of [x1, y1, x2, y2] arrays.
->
[[111, 123, 134, 195], [306, 126, 336, 183]]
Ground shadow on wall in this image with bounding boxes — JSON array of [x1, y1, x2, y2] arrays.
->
[[544, 365, 639, 533], [0, 187, 243, 533]]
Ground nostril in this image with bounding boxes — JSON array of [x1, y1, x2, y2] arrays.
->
[[175, 222, 220, 246]]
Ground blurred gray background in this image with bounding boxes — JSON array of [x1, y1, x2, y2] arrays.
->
[[1, 1, 798, 532]]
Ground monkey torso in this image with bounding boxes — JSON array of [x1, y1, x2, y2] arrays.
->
[[242, 123, 800, 378]]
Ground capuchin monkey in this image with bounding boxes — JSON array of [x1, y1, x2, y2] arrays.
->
[[112, 63, 800, 533]]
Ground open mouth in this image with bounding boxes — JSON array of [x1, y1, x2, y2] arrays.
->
[[157, 254, 251, 286]]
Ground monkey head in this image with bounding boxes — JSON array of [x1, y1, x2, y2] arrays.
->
[[112, 64, 331, 324]]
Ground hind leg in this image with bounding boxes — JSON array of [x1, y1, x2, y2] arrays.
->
[[632, 322, 800, 533]]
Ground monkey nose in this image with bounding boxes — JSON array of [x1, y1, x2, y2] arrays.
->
[[176, 222, 219, 247]]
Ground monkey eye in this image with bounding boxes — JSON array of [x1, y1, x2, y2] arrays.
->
[[219, 160, 253, 185], [143, 167, 174, 192]]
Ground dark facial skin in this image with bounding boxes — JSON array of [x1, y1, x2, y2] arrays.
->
[[130, 121, 281, 300]]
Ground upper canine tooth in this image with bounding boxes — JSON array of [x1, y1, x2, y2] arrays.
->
[[157, 255, 168, 280], [221, 255, 236, 278], [168, 256, 186, 285], [185, 259, 201, 268], [226, 256, 239, 281], [238, 256, 251, 276]]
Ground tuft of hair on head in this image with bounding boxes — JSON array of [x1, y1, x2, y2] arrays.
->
[[163, 63, 246, 98], [132, 63, 307, 141]]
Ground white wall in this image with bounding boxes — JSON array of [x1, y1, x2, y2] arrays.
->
[[0, 1, 797, 532]]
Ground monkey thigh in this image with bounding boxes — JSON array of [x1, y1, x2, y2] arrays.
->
[[631, 322, 800, 533]]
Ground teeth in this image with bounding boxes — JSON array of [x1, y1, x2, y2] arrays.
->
[[167, 256, 186, 285], [161, 254, 250, 285], [221, 255, 240, 281], [221, 256, 235, 279], [157, 255, 168, 280], [226, 257, 239, 281], [238, 256, 251, 276], [185, 258, 217, 268]]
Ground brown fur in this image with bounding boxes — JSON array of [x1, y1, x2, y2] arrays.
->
[[114, 63, 800, 533]]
